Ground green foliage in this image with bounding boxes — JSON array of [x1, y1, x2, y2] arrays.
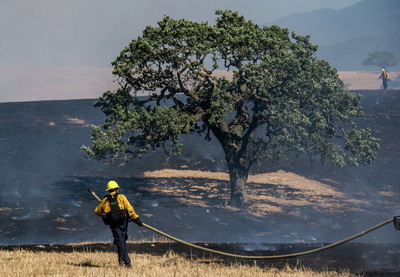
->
[[84, 10, 379, 171], [362, 50, 398, 69]]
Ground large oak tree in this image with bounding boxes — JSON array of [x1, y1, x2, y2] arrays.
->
[[83, 11, 380, 207]]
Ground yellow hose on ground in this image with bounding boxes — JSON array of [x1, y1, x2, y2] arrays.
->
[[88, 188, 394, 259], [142, 218, 393, 259]]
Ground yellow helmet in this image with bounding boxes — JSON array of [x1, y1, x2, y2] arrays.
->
[[105, 180, 120, 191], [382, 68, 385, 71]]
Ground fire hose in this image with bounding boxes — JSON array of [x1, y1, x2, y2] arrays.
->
[[88, 188, 395, 260]]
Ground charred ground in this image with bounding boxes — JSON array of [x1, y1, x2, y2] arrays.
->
[[0, 89, 399, 275]]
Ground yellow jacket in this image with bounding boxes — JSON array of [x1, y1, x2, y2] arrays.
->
[[94, 191, 139, 219]]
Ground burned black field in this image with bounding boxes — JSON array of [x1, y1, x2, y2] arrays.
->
[[0, 90, 400, 275]]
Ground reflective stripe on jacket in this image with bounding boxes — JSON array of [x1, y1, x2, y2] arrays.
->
[[94, 191, 139, 219]]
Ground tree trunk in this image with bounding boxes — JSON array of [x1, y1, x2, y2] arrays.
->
[[228, 163, 248, 207], [213, 126, 250, 208]]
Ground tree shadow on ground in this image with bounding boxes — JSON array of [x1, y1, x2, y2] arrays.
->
[[61, 174, 367, 218]]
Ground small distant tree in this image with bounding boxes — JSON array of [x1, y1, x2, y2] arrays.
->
[[83, 10, 380, 207], [362, 50, 398, 69]]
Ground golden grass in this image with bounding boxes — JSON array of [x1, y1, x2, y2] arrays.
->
[[141, 169, 363, 217], [2, 66, 397, 103], [213, 70, 400, 90], [338, 71, 400, 90], [0, 248, 355, 277], [142, 169, 343, 197]]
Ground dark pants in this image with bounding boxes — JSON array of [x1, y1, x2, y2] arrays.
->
[[110, 219, 131, 265], [383, 79, 388, 89]]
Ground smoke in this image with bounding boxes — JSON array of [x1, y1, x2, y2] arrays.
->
[[242, 243, 278, 252]]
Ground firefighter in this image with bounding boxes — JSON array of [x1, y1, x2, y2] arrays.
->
[[379, 68, 390, 89], [95, 180, 143, 268]]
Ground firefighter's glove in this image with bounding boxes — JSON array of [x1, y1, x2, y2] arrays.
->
[[132, 217, 143, 226]]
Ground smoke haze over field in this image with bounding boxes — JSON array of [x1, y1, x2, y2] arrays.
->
[[0, 0, 375, 103]]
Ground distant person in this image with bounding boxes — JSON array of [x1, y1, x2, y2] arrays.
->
[[94, 180, 143, 268], [379, 68, 390, 89]]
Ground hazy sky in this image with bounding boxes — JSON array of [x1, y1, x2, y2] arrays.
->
[[0, 0, 363, 102], [1, 0, 362, 67]]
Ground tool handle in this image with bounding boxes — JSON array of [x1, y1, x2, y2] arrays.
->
[[88, 188, 102, 202]]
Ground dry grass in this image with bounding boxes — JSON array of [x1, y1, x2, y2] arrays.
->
[[338, 71, 400, 90], [142, 169, 342, 197], [0, 248, 355, 277], [214, 70, 400, 90], [1, 66, 397, 103], [142, 169, 363, 217]]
